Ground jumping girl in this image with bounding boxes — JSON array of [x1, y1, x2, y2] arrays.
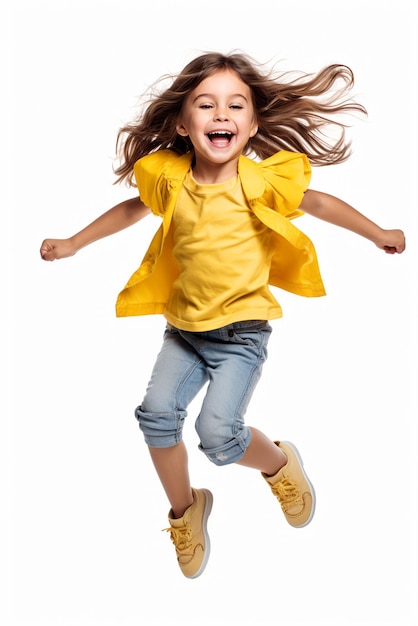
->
[[40, 52, 405, 578]]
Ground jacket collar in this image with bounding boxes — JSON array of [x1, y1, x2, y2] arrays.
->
[[166, 151, 265, 200]]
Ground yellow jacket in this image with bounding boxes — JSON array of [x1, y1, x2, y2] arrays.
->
[[116, 149, 326, 318]]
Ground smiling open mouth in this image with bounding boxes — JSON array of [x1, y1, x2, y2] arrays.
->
[[207, 131, 233, 145]]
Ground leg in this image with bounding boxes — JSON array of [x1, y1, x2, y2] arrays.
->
[[237, 426, 287, 475], [137, 327, 213, 578], [148, 441, 193, 518], [179, 322, 315, 528]]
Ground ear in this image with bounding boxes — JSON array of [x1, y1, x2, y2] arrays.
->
[[249, 121, 258, 138], [176, 121, 189, 137]]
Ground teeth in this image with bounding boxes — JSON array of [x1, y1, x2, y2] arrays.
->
[[208, 131, 232, 138]]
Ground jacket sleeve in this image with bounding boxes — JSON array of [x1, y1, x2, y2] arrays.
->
[[257, 151, 311, 220], [133, 151, 177, 217]]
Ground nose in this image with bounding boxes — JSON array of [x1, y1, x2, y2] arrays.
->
[[214, 107, 229, 121]]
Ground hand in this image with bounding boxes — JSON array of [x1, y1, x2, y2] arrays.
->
[[40, 238, 76, 261], [375, 229, 406, 255]]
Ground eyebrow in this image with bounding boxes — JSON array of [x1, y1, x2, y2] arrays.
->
[[192, 93, 249, 103]]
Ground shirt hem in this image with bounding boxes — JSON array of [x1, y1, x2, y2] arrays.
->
[[163, 308, 283, 332]]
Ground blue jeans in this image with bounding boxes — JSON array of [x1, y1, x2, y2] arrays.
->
[[135, 320, 272, 465]]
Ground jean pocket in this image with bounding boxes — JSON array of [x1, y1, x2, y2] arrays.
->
[[230, 321, 272, 349]]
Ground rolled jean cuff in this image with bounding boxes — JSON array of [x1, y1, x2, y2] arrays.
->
[[198, 426, 252, 466], [134, 405, 186, 447]]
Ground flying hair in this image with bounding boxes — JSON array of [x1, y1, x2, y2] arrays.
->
[[114, 51, 367, 186]]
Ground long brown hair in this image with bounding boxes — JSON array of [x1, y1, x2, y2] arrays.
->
[[114, 51, 367, 186]]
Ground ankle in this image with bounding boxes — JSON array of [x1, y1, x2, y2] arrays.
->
[[171, 494, 194, 520], [265, 450, 288, 477]]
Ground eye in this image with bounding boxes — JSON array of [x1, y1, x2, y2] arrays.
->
[[199, 104, 214, 109], [230, 104, 244, 110]]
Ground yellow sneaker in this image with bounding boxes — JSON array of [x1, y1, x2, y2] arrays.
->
[[262, 441, 315, 528], [164, 488, 213, 578]]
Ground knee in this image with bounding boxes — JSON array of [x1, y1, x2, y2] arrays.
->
[[135, 405, 187, 447]]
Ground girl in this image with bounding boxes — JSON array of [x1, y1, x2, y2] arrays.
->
[[40, 52, 405, 579]]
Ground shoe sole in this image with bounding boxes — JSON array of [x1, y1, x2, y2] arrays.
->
[[281, 441, 316, 528], [188, 488, 213, 579]]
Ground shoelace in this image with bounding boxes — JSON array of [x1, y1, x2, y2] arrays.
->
[[271, 477, 301, 511], [163, 523, 200, 565], [163, 523, 192, 553]]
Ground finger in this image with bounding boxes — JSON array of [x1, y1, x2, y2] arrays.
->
[[40, 247, 55, 261]]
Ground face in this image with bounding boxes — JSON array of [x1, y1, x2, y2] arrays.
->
[[176, 69, 258, 177]]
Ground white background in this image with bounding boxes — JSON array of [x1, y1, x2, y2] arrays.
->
[[9, 1, 417, 625]]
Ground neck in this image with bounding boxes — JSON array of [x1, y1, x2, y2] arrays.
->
[[192, 158, 239, 184]]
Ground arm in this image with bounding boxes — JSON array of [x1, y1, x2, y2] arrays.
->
[[40, 196, 151, 261], [300, 190, 406, 254]]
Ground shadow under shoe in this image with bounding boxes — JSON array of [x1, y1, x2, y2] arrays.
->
[[262, 441, 315, 528], [164, 487, 213, 578]]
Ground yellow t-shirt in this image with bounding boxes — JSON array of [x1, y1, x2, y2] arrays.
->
[[164, 170, 283, 331]]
